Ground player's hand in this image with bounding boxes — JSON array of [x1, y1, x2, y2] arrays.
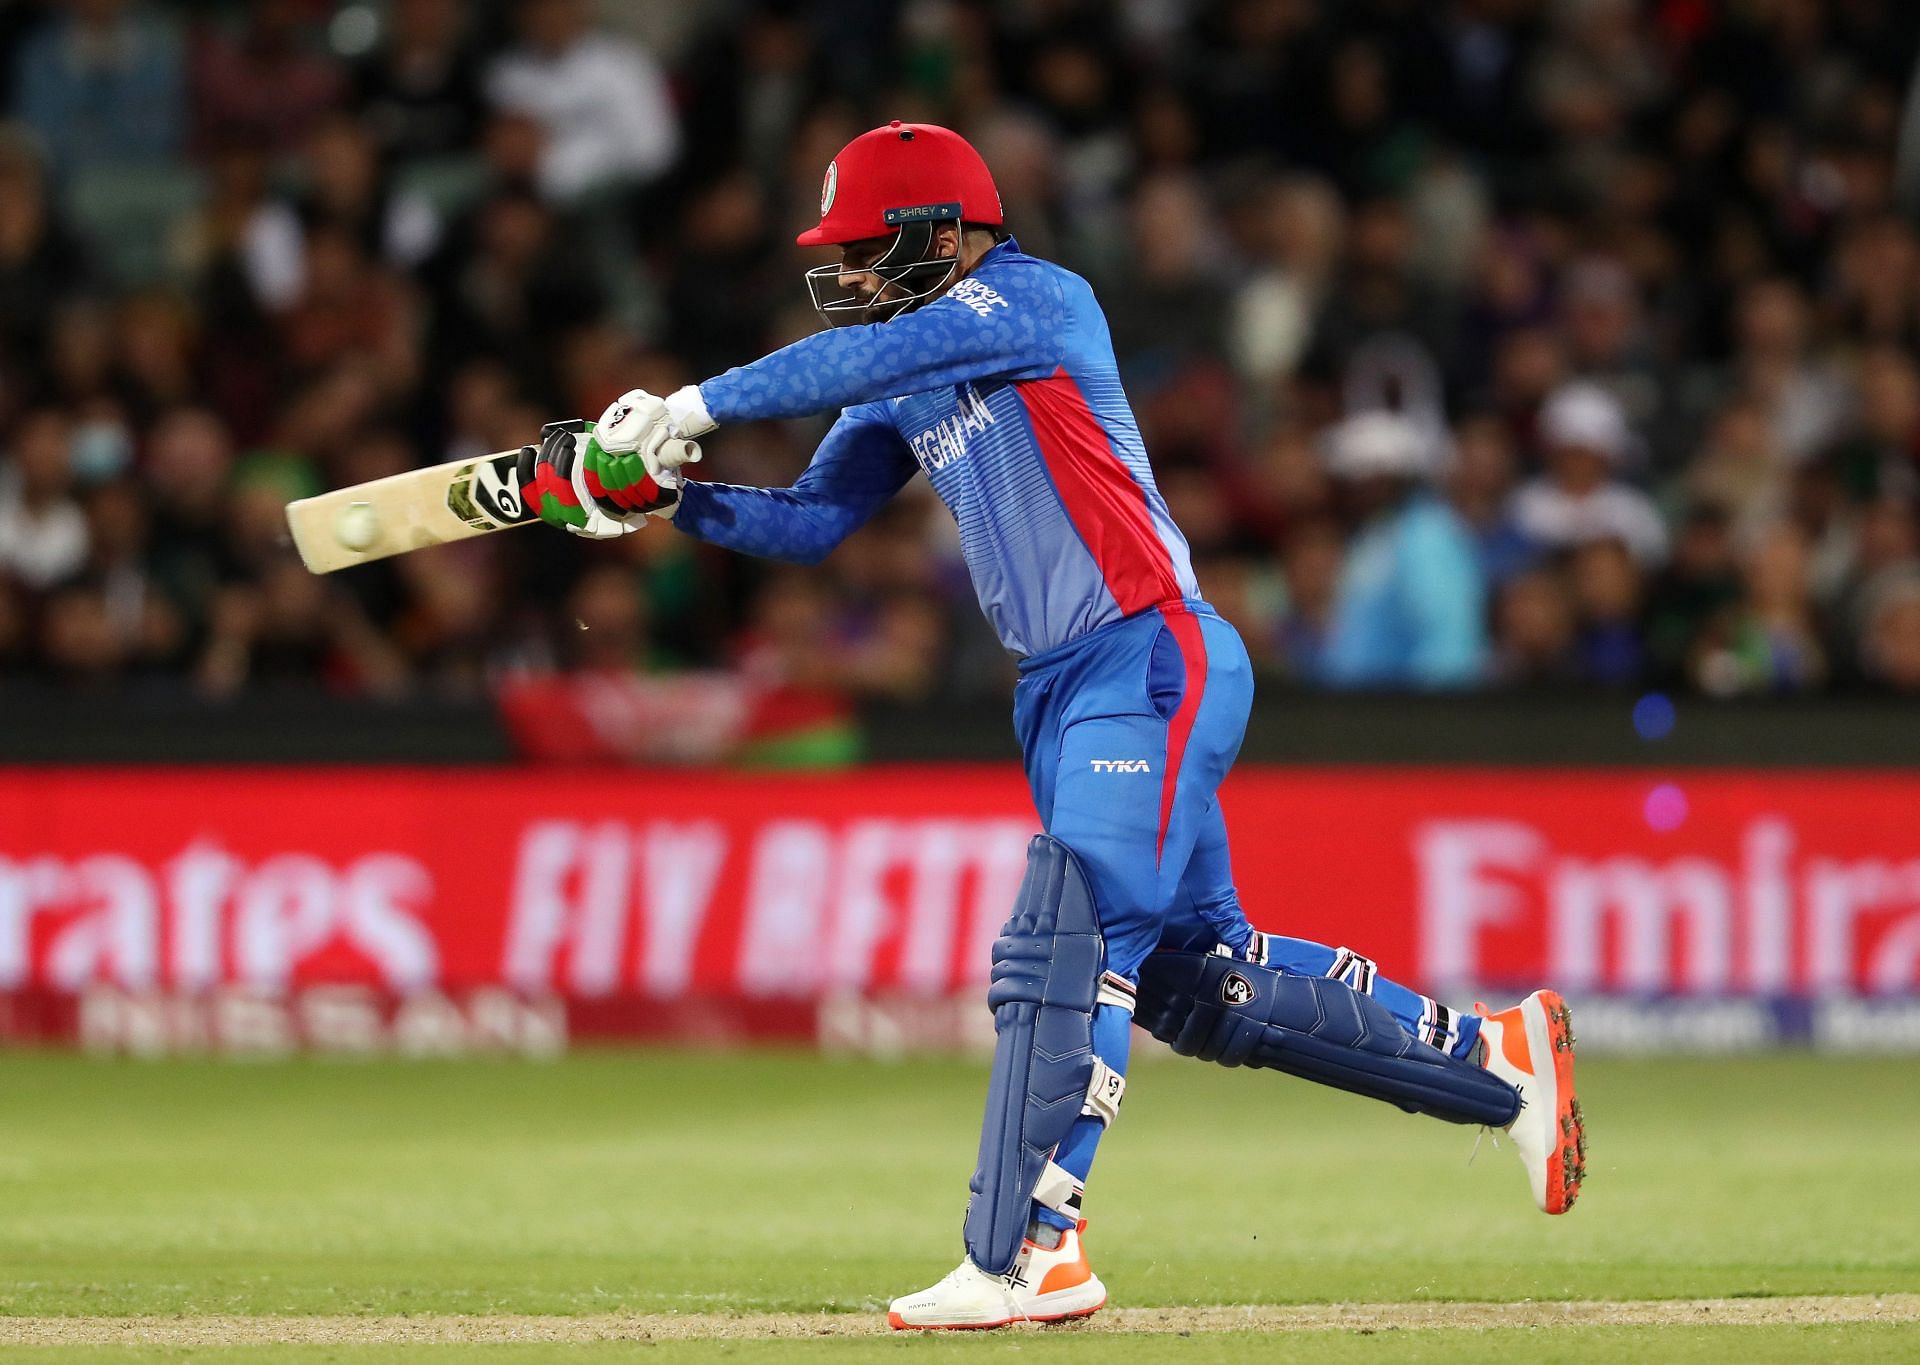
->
[[578, 429, 694, 524], [517, 420, 672, 539], [594, 385, 716, 470]]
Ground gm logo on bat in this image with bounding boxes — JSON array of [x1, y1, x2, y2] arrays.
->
[[449, 452, 532, 529]]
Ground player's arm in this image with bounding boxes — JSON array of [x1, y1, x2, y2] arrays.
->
[[525, 264, 1058, 538], [671, 403, 919, 564], [520, 399, 918, 561], [580, 263, 1069, 477], [693, 267, 1068, 422]]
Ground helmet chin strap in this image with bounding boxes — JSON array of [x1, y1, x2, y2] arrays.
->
[[805, 220, 961, 328]]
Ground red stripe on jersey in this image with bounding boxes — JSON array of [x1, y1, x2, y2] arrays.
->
[[1013, 368, 1183, 615], [1156, 603, 1208, 865]]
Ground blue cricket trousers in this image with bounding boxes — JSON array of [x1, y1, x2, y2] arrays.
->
[[1014, 600, 1257, 981], [1009, 601, 1480, 1227]]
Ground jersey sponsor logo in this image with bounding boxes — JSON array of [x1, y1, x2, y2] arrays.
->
[[1089, 759, 1152, 773], [1221, 971, 1255, 1006], [820, 160, 837, 215], [909, 385, 996, 474], [948, 277, 1009, 317]]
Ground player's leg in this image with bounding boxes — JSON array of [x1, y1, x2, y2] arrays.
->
[[1167, 805, 1483, 1061], [1028, 608, 1259, 1229], [887, 832, 1121, 1330], [888, 643, 1148, 1329], [890, 609, 1244, 1330], [1146, 804, 1586, 1214]]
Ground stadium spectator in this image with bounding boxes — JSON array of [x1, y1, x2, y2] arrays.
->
[[1227, 174, 1343, 395], [349, 0, 486, 164], [276, 224, 418, 389], [1558, 257, 1664, 449], [0, 409, 88, 590], [1491, 567, 1580, 688], [75, 475, 183, 673], [664, 171, 783, 380], [13, 0, 183, 173], [1859, 567, 1920, 692], [1104, 172, 1231, 393], [143, 407, 236, 635], [1567, 538, 1646, 687], [1511, 382, 1668, 567], [1690, 524, 1828, 696], [239, 113, 441, 317], [1446, 412, 1535, 586], [1687, 397, 1790, 537], [421, 181, 601, 405], [1643, 504, 1743, 685], [1698, 278, 1851, 471], [0, 130, 91, 380], [190, 0, 344, 158], [1827, 347, 1920, 504], [1274, 517, 1342, 682], [1318, 412, 1486, 689], [485, 0, 679, 203]]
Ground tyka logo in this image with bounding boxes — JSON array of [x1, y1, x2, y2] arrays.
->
[[1221, 971, 1255, 1006], [1089, 760, 1152, 773]]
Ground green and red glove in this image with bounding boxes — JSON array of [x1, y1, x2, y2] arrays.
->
[[517, 420, 689, 539]]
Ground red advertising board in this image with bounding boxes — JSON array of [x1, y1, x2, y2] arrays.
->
[[3, 766, 1918, 1052]]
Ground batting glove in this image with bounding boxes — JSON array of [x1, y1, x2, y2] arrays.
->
[[594, 385, 716, 468], [519, 420, 681, 539]]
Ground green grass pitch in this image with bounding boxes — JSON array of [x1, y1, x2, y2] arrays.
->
[[1, 1048, 1916, 1361]]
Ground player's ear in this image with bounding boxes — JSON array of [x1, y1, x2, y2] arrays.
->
[[933, 222, 961, 258]]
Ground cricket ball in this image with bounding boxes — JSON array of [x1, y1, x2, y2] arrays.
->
[[334, 501, 379, 552]]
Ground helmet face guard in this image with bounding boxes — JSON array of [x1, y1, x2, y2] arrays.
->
[[803, 207, 962, 328]]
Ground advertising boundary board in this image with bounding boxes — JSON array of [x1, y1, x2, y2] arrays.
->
[[3, 765, 1917, 1053]]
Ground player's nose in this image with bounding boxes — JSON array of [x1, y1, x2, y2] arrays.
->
[[838, 267, 881, 298]]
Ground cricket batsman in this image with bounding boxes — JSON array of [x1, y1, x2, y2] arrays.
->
[[518, 122, 1586, 1329]]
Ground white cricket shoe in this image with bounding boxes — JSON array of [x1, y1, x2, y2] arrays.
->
[[1474, 990, 1587, 1214], [887, 1220, 1107, 1330]]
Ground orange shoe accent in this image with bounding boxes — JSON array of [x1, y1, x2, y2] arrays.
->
[[1476, 1000, 1533, 1073], [1037, 1248, 1093, 1296], [1537, 989, 1584, 1215]]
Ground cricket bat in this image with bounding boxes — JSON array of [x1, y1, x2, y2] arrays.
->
[[284, 448, 535, 573]]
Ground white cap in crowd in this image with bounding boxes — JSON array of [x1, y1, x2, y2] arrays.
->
[[1539, 382, 1635, 463], [1323, 411, 1434, 481]]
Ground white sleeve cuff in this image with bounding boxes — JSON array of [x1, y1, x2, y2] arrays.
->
[[665, 383, 717, 437]]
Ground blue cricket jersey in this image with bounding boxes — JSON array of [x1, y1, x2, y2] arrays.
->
[[673, 239, 1202, 658]]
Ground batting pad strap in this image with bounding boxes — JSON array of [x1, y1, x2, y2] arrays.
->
[[1212, 932, 1274, 967], [1031, 1160, 1085, 1220], [1082, 1058, 1125, 1127], [1096, 971, 1137, 1013]]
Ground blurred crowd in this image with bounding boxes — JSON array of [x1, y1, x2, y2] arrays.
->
[[3, 0, 1920, 706]]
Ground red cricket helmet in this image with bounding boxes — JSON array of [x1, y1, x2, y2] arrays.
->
[[796, 120, 1003, 248]]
